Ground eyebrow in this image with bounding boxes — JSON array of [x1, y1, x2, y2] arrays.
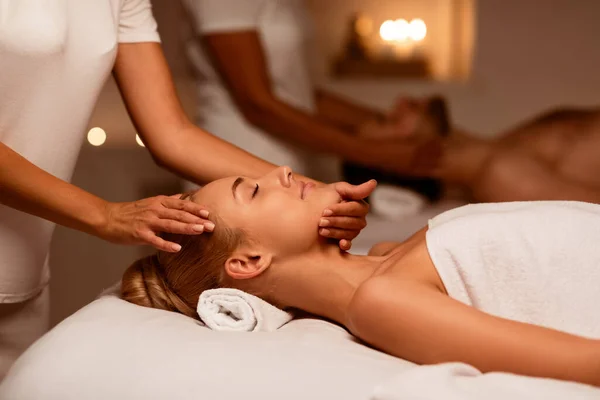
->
[[232, 177, 244, 199]]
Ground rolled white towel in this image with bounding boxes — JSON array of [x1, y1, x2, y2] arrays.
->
[[369, 184, 425, 219], [197, 288, 293, 332]]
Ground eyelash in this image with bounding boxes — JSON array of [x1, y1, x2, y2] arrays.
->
[[252, 184, 259, 198]]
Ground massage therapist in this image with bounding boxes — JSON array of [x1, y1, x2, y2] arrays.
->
[[0, 0, 374, 377]]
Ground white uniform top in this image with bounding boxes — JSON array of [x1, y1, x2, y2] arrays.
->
[[0, 0, 160, 302], [182, 0, 339, 180], [426, 201, 600, 339]]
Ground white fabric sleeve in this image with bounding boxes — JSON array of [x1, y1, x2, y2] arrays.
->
[[118, 0, 161, 43], [182, 0, 265, 34]]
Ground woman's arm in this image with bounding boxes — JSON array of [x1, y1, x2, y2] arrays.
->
[[113, 42, 276, 183], [0, 143, 107, 234], [112, 42, 374, 248], [347, 279, 600, 386], [201, 32, 435, 176], [0, 143, 209, 252], [314, 89, 384, 131], [201, 32, 363, 161]]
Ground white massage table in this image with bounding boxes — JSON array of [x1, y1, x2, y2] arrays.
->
[[2, 201, 598, 400]]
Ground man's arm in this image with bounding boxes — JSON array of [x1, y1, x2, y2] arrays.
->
[[348, 279, 600, 386]]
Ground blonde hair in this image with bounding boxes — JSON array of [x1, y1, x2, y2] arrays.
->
[[121, 216, 245, 320]]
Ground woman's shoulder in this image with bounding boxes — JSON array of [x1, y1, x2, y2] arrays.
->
[[368, 226, 428, 257], [346, 268, 441, 335], [367, 227, 446, 295]]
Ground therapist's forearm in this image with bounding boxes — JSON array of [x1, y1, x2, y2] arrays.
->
[[314, 89, 384, 131], [239, 96, 373, 165], [147, 122, 278, 183], [0, 142, 107, 234], [112, 43, 317, 184]]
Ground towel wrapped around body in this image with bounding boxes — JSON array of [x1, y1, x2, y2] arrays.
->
[[426, 201, 600, 338]]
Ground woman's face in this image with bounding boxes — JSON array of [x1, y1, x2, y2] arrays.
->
[[191, 167, 341, 256]]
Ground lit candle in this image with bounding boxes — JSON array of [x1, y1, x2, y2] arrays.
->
[[393, 19, 412, 59], [408, 18, 427, 57], [379, 20, 397, 59]]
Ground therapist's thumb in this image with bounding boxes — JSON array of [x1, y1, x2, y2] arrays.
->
[[334, 179, 377, 200]]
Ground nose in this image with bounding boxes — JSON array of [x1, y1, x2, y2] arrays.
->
[[273, 166, 292, 188]]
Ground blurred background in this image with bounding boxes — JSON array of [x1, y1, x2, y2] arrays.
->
[[50, 0, 600, 326]]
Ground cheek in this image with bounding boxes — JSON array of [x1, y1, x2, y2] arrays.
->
[[256, 198, 319, 250]]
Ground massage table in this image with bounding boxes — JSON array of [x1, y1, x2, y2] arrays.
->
[[2, 200, 598, 400]]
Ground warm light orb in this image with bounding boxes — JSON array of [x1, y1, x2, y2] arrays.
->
[[380, 19, 416, 42], [135, 134, 145, 147], [409, 18, 427, 41], [394, 19, 410, 41], [87, 127, 106, 146], [379, 20, 397, 41]]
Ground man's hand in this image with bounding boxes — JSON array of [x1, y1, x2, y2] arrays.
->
[[96, 195, 214, 252], [319, 180, 377, 251]]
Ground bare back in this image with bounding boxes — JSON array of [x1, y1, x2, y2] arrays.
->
[[501, 109, 600, 188]]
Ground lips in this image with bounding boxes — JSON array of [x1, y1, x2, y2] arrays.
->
[[301, 182, 314, 199]]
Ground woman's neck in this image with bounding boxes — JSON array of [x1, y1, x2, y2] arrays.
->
[[263, 246, 389, 326]]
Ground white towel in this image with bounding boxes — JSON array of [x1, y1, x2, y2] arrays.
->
[[369, 184, 425, 219], [197, 288, 293, 332], [372, 363, 600, 400], [426, 200, 600, 338]]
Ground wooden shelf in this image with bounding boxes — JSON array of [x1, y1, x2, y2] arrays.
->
[[332, 57, 431, 79]]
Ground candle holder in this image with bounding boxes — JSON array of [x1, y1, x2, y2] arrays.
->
[[332, 15, 431, 79]]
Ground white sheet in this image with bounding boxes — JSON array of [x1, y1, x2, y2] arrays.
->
[[372, 363, 600, 400], [0, 294, 411, 400]]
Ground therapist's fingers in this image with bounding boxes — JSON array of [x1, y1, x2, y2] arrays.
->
[[152, 219, 207, 237], [160, 197, 214, 232], [320, 215, 366, 231], [334, 180, 377, 201], [325, 201, 370, 218], [339, 239, 352, 251], [319, 228, 358, 241], [138, 230, 183, 253], [99, 196, 215, 252], [157, 208, 211, 227], [161, 197, 210, 219]]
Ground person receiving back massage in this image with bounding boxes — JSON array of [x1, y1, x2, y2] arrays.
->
[[122, 166, 600, 388], [354, 97, 600, 204]]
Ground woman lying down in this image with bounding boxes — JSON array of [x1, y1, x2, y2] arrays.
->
[[121, 166, 600, 387]]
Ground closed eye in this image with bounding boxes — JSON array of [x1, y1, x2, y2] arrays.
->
[[252, 184, 259, 198]]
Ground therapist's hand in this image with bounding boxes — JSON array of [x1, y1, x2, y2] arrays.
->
[[97, 195, 213, 252], [319, 180, 377, 251]]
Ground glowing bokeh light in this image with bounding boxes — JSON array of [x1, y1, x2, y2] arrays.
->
[[87, 127, 106, 146]]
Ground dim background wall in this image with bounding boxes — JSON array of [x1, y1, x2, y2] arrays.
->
[[49, 0, 600, 325]]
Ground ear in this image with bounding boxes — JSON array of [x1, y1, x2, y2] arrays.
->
[[225, 248, 273, 280]]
